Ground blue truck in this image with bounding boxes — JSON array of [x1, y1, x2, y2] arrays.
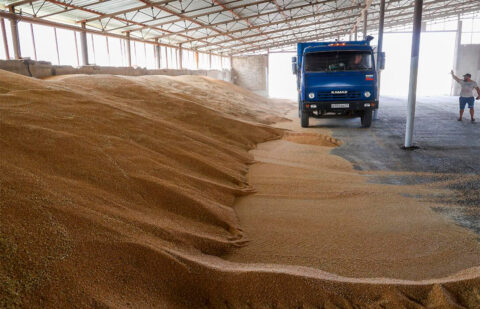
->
[[292, 36, 385, 128]]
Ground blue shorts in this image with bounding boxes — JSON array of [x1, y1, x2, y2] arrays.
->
[[460, 97, 475, 110]]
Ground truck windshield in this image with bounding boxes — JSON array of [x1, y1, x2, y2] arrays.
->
[[304, 51, 373, 72]]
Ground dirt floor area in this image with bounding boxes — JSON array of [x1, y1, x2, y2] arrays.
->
[[1, 70, 480, 308]]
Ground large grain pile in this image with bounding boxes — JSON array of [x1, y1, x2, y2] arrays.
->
[[0, 71, 285, 307], [1, 70, 480, 308]]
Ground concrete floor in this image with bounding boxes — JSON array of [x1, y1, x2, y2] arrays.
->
[[306, 95, 480, 235]]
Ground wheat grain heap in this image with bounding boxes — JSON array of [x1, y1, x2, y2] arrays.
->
[[1, 70, 480, 308]]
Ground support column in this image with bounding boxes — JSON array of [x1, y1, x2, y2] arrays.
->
[[53, 27, 60, 65], [404, 0, 423, 149], [178, 44, 183, 70], [194, 51, 199, 70], [209, 53, 212, 69], [73, 31, 79, 67], [266, 49, 270, 96], [374, 0, 385, 120], [452, 18, 462, 95], [155, 39, 161, 69], [165, 47, 169, 69], [30, 23, 37, 60], [126, 32, 132, 67], [80, 22, 89, 66], [0, 18, 10, 59], [363, 9, 368, 39], [354, 26, 358, 41], [105, 36, 110, 65], [8, 7, 21, 59]]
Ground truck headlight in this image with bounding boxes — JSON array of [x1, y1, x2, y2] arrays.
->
[[308, 92, 315, 99], [364, 91, 371, 98]]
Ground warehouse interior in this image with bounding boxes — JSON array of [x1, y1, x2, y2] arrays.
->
[[1, 0, 480, 308]]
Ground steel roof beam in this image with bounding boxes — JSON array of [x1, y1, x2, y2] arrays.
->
[[205, 0, 478, 53], [79, 0, 175, 23], [151, 0, 352, 40], [6, 0, 41, 7], [81, 0, 248, 24], [8, 0, 225, 48], [177, 2, 363, 45], [229, 3, 480, 55], [205, 13, 359, 52], [211, 0, 254, 28], [87, 0, 272, 27], [135, 0, 244, 44], [33, 0, 182, 37], [211, 20, 357, 52], [0, 9, 223, 57]]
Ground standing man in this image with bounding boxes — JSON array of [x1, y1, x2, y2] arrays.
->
[[451, 70, 480, 122]]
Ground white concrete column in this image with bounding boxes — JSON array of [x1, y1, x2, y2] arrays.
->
[[404, 0, 423, 149], [155, 39, 161, 69], [0, 18, 10, 59], [8, 6, 21, 59], [451, 18, 462, 95], [126, 32, 132, 67], [374, 0, 386, 120]]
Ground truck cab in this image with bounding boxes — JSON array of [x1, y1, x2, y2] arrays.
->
[[292, 36, 385, 128]]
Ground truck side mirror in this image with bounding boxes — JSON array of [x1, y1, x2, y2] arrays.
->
[[292, 56, 297, 74], [378, 52, 386, 70]]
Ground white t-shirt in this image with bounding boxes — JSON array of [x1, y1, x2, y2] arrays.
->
[[459, 80, 478, 98]]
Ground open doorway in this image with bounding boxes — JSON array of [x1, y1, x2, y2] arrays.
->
[[268, 52, 297, 101], [381, 31, 456, 96]]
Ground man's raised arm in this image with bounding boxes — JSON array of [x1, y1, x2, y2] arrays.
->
[[451, 70, 462, 83]]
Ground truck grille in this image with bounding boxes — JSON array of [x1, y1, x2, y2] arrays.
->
[[317, 91, 362, 100]]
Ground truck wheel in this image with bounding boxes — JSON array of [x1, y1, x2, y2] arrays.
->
[[301, 111, 309, 128], [361, 110, 372, 128]]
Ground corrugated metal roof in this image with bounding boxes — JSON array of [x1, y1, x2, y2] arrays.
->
[[1, 0, 479, 55]]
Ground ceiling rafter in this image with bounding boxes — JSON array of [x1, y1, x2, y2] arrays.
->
[[7, 0, 229, 49], [2, 0, 479, 56], [134, 0, 253, 47], [81, 0, 247, 24], [213, 0, 479, 54], [152, 0, 348, 40], [179, 2, 364, 45], [230, 2, 480, 55]]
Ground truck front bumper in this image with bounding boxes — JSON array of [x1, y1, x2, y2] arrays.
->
[[303, 100, 378, 113]]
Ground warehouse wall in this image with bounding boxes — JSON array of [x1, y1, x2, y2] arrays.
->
[[0, 59, 232, 82], [232, 55, 268, 96], [452, 44, 480, 96]]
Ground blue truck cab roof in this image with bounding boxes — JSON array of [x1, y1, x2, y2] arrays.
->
[[296, 39, 374, 70]]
